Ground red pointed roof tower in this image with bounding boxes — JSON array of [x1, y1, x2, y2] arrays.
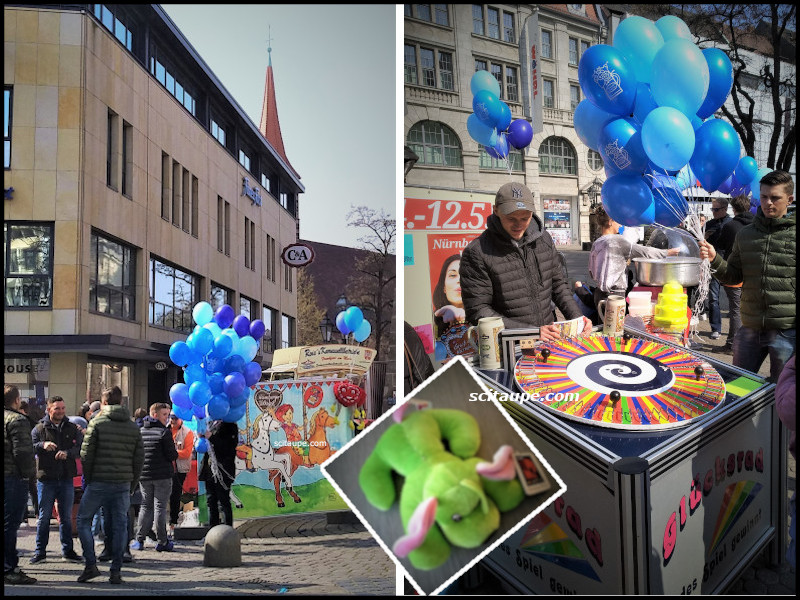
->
[[259, 40, 299, 179]]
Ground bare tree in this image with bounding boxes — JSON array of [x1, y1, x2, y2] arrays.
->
[[345, 206, 396, 362], [631, 4, 796, 171]]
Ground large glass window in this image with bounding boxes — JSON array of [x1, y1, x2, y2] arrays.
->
[[4, 87, 11, 169], [541, 30, 553, 59], [406, 43, 454, 91], [262, 305, 276, 354], [539, 137, 577, 175], [487, 7, 500, 39], [93, 5, 133, 51], [281, 314, 295, 349], [240, 295, 255, 320], [472, 5, 484, 35], [149, 257, 197, 333], [90, 231, 136, 320], [503, 11, 515, 43], [209, 282, 232, 311], [420, 48, 436, 87], [479, 146, 524, 171], [149, 48, 196, 116], [4, 223, 53, 309], [407, 121, 462, 167]]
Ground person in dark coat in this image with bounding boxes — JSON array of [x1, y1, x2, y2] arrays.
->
[[715, 194, 754, 352], [459, 182, 590, 341], [704, 198, 732, 340], [199, 419, 238, 527], [403, 321, 435, 395]]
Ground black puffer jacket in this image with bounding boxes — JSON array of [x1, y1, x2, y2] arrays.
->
[[32, 413, 82, 481], [460, 213, 582, 329], [139, 416, 178, 481], [4, 408, 36, 479], [81, 404, 143, 487]]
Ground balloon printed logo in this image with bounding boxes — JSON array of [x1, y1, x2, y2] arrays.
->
[[592, 62, 624, 101], [474, 101, 490, 122], [605, 140, 632, 170]]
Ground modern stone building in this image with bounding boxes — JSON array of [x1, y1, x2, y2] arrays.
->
[[4, 4, 303, 416]]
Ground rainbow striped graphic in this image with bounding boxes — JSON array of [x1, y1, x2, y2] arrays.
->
[[517, 513, 602, 581], [708, 480, 763, 555]]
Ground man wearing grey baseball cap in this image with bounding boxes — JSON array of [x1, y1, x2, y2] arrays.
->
[[460, 182, 591, 341]]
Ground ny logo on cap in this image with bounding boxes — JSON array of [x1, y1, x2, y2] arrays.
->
[[512, 185, 523, 199]]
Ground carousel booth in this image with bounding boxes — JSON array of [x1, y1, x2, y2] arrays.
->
[[468, 324, 786, 594], [198, 345, 375, 522]]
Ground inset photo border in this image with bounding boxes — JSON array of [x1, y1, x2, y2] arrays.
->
[[321, 356, 567, 595]]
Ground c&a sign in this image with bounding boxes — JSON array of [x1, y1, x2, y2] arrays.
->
[[281, 243, 315, 267]]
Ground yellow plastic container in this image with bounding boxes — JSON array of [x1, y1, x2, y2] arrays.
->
[[653, 281, 688, 332]]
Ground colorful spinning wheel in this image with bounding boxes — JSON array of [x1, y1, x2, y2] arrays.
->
[[513, 335, 726, 430]]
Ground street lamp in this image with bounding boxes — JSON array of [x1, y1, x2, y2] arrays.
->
[[319, 314, 334, 343]]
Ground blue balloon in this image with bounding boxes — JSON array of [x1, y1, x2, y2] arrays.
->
[[192, 301, 213, 326], [169, 341, 192, 367], [243, 361, 262, 387], [207, 394, 231, 421], [573, 99, 616, 151], [249, 319, 266, 341], [641, 106, 695, 171], [734, 157, 758, 186], [472, 89, 503, 127], [169, 383, 191, 410], [650, 185, 689, 227], [232, 315, 251, 338], [223, 403, 246, 424], [343, 306, 364, 332], [675, 164, 697, 190], [173, 403, 194, 422], [214, 304, 235, 329], [484, 133, 508, 159], [613, 16, 664, 84], [495, 101, 512, 132], [189, 381, 211, 407], [506, 118, 534, 150], [749, 167, 772, 201], [221, 329, 240, 355], [354, 320, 371, 343], [203, 321, 222, 340], [632, 83, 658, 126], [192, 403, 207, 420], [335, 311, 351, 336], [578, 44, 637, 116], [697, 48, 733, 119], [194, 437, 208, 454], [599, 118, 648, 175], [470, 70, 501, 97], [466, 113, 498, 147], [729, 173, 751, 197], [689, 118, 741, 192], [224, 354, 246, 374], [651, 39, 709, 118], [203, 353, 223, 375], [237, 336, 259, 362], [223, 372, 246, 399], [228, 390, 249, 409], [184, 363, 206, 386], [193, 327, 214, 356], [211, 333, 233, 358], [690, 114, 704, 131], [601, 173, 655, 227], [207, 372, 225, 395], [717, 175, 735, 195], [655, 15, 693, 43]]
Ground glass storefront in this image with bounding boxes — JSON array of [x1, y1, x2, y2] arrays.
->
[[4, 356, 49, 421], [86, 360, 132, 407]]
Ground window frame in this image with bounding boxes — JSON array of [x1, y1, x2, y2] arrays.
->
[[543, 78, 555, 109], [89, 229, 137, 321], [407, 120, 463, 168], [209, 282, 232, 311], [541, 29, 553, 59], [405, 42, 456, 92], [262, 305, 277, 354], [4, 222, 55, 310], [539, 137, 578, 176], [478, 145, 524, 172], [148, 256, 198, 333]]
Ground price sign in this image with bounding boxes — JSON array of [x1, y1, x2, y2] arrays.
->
[[404, 198, 492, 231]]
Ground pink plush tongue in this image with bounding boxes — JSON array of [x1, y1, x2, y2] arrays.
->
[[392, 402, 414, 424], [393, 496, 438, 557], [475, 445, 516, 480]]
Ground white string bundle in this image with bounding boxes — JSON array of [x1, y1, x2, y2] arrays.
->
[[206, 430, 234, 491]]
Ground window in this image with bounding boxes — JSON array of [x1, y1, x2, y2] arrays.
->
[[415, 4, 431, 21], [4, 223, 53, 309], [541, 30, 552, 59], [588, 149, 604, 171], [211, 119, 226, 147], [93, 5, 133, 51], [149, 47, 196, 116], [244, 217, 256, 271], [89, 231, 136, 320], [472, 5, 484, 35], [261, 172, 271, 194], [539, 137, 577, 175], [280, 192, 288, 210], [121, 121, 132, 198], [580, 40, 590, 58], [479, 146, 524, 171], [4, 87, 11, 169], [171, 161, 180, 227], [209, 283, 232, 311], [434, 4, 449, 26], [217, 196, 231, 255], [262, 305, 276, 354], [570, 84, 581, 111], [491, 64, 503, 97], [475, 59, 487, 73], [439, 52, 454, 91], [239, 149, 251, 172], [281, 314, 295, 349], [404, 4, 412, 17], [506, 67, 518, 102], [404, 44, 417, 85], [284, 262, 293, 293], [407, 121, 462, 167], [503, 12, 515, 43], [420, 48, 436, 87], [240, 295, 255, 320], [406, 43, 454, 91], [266, 234, 276, 282], [543, 78, 555, 109], [149, 257, 197, 333], [569, 38, 579, 66], [161, 152, 170, 220], [487, 7, 500, 39], [107, 109, 118, 189]]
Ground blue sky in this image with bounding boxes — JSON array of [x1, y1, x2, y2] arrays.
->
[[161, 5, 397, 249]]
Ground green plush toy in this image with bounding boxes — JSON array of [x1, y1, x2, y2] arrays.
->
[[358, 404, 524, 570]]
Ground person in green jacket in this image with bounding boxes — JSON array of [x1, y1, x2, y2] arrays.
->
[[699, 170, 795, 383], [76, 386, 144, 585]]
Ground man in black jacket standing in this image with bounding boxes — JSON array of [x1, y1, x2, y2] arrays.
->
[[460, 182, 590, 341], [30, 396, 83, 564], [704, 198, 732, 339], [132, 402, 178, 553]]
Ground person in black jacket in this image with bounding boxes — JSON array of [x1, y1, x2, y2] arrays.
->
[[131, 402, 178, 552], [403, 321, 435, 395], [715, 194, 754, 353], [199, 419, 238, 527], [460, 182, 590, 341], [30, 396, 83, 564], [704, 198, 732, 340]]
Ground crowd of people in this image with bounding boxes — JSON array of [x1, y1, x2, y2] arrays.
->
[[4, 383, 232, 586]]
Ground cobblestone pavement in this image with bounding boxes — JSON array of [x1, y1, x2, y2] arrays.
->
[[6, 513, 395, 596]]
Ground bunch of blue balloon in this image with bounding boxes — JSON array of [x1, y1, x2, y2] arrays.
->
[[334, 305, 372, 344], [467, 70, 534, 160], [573, 14, 763, 228], [167, 301, 266, 453]]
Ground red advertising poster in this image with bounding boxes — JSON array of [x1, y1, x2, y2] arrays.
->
[[427, 233, 481, 361]]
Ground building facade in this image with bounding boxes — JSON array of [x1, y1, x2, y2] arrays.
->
[[4, 4, 303, 416], [404, 4, 610, 248]]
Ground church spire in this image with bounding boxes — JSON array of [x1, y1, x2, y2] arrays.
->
[[258, 29, 298, 177]]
